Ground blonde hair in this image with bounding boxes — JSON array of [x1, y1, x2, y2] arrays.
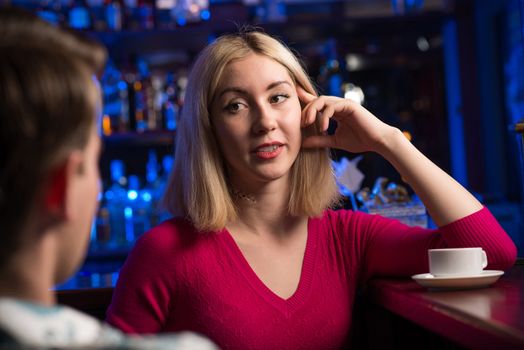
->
[[163, 31, 340, 231]]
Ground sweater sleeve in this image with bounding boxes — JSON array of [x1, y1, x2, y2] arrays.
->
[[353, 206, 517, 282], [106, 226, 177, 334]]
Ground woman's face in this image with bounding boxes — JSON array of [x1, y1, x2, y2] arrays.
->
[[210, 53, 303, 189]]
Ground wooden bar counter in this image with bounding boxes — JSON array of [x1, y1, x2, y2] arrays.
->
[[364, 262, 524, 349]]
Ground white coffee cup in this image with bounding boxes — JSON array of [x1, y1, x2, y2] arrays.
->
[[428, 247, 488, 277]]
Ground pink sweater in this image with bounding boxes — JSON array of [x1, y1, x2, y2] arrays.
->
[[106, 207, 516, 350]]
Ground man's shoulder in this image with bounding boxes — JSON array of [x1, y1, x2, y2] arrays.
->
[[0, 299, 218, 349], [0, 298, 108, 347]]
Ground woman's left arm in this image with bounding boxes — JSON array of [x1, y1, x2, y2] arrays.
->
[[298, 88, 517, 273], [370, 127, 482, 226]]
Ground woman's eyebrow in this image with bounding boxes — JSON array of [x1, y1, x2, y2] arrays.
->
[[218, 80, 293, 99], [266, 80, 293, 91], [218, 87, 248, 99]]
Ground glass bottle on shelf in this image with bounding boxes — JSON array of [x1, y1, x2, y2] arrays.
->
[[93, 207, 111, 249], [163, 72, 178, 131], [124, 0, 153, 30], [318, 39, 344, 97], [105, 160, 127, 248], [151, 75, 165, 131], [144, 150, 162, 225], [136, 59, 156, 131], [138, 0, 154, 30], [171, 0, 210, 25], [68, 0, 92, 30], [126, 175, 152, 242], [101, 60, 130, 134], [87, 0, 106, 30], [131, 60, 148, 132], [124, 0, 139, 30], [36, 0, 62, 25], [156, 154, 173, 223], [105, 0, 123, 31], [155, 0, 176, 30]]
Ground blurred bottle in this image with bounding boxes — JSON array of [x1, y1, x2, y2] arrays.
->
[[163, 72, 178, 131], [37, 0, 62, 25], [126, 175, 152, 241], [105, 160, 127, 247], [131, 59, 147, 132], [176, 74, 188, 107], [87, 0, 106, 30], [68, 0, 92, 30], [124, 0, 139, 30], [151, 75, 164, 130], [94, 207, 111, 248], [156, 154, 173, 223], [121, 58, 138, 131], [318, 39, 344, 97], [155, 0, 176, 29], [144, 150, 163, 225], [138, 0, 154, 30], [105, 0, 123, 31], [101, 60, 130, 133], [171, 0, 210, 25], [136, 59, 156, 131], [125, 0, 154, 30]]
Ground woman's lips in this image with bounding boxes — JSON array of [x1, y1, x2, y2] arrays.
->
[[253, 143, 284, 159]]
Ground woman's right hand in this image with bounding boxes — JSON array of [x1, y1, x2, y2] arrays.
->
[[298, 87, 398, 155]]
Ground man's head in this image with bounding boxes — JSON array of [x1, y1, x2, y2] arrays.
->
[[0, 7, 107, 282]]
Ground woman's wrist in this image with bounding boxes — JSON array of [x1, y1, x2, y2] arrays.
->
[[374, 126, 406, 158]]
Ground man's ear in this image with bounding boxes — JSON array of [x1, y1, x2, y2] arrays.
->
[[43, 151, 84, 220]]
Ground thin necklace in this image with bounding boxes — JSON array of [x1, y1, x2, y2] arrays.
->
[[230, 188, 257, 203]]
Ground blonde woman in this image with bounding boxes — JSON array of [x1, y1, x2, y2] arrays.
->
[[107, 31, 516, 349]]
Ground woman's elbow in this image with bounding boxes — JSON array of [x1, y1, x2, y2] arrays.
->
[[489, 242, 518, 271]]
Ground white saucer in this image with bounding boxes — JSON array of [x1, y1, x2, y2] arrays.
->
[[412, 270, 504, 290]]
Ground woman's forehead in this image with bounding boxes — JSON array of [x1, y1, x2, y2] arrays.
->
[[218, 54, 293, 88]]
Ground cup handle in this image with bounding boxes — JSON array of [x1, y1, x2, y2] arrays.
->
[[481, 250, 488, 269]]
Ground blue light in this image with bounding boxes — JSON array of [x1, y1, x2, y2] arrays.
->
[[37, 11, 59, 26], [69, 7, 90, 29], [118, 81, 127, 90], [339, 186, 352, 197], [142, 192, 152, 202], [146, 171, 157, 183], [167, 119, 176, 130], [91, 274, 101, 288], [124, 207, 133, 219], [200, 10, 211, 21], [105, 190, 114, 201], [111, 272, 119, 286], [176, 16, 187, 26], [127, 190, 138, 200]]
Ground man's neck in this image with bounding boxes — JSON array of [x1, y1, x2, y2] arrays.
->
[[0, 235, 57, 306]]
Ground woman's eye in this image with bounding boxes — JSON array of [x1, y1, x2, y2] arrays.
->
[[270, 94, 290, 104], [225, 102, 245, 113]]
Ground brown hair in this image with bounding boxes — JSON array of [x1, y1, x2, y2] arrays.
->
[[0, 7, 107, 266], [163, 31, 340, 231]]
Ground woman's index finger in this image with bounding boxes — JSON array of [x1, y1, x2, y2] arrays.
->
[[296, 85, 316, 105]]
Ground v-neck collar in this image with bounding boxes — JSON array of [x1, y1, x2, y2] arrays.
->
[[220, 218, 318, 316]]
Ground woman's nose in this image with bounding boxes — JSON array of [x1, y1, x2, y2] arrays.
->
[[252, 104, 277, 134]]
